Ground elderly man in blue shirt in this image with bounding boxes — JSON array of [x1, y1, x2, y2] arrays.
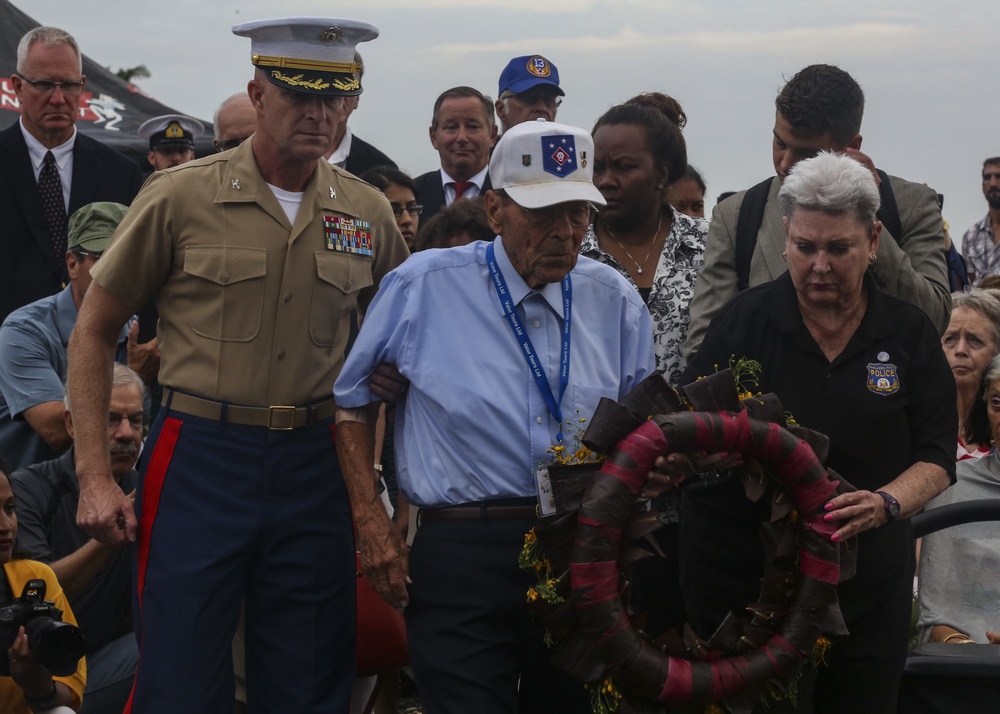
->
[[335, 119, 655, 714]]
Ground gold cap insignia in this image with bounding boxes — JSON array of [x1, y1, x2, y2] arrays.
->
[[320, 27, 343, 42], [164, 121, 184, 139]]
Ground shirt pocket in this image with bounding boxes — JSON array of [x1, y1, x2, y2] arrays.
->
[[310, 251, 374, 347], [182, 246, 267, 342], [568, 384, 621, 436]]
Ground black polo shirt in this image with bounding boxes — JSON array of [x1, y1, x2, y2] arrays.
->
[[679, 271, 955, 636]]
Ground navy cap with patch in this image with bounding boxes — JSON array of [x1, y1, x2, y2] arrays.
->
[[498, 55, 564, 97]]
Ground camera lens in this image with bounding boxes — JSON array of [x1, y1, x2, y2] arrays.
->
[[25, 618, 87, 677]]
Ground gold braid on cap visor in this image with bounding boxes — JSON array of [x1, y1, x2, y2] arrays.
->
[[251, 54, 360, 92]]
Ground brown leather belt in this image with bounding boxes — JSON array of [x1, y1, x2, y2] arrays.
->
[[419, 498, 539, 523], [162, 389, 338, 430]]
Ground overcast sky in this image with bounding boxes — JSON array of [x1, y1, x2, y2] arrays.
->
[[24, 0, 1000, 242]]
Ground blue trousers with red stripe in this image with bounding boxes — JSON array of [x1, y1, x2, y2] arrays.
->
[[127, 407, 355, 713]]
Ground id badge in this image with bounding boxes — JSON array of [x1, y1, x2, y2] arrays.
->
[[534, 466, 556, 517]]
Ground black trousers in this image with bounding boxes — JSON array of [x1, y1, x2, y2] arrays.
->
[[405, 515, 591, 714]]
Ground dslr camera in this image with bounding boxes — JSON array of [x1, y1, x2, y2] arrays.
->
[[0, 579, 86, 676]]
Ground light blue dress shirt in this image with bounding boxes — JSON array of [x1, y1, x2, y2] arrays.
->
[[0, 286, 133, 470], [335, 237, 655, 508]]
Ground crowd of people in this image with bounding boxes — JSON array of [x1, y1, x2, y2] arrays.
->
[[0, 11, 997, 714]]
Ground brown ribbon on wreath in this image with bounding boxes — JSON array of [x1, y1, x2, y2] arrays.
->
[[524, 369, 859, 714]]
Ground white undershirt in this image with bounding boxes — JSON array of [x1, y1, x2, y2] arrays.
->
[[266, 183, 304, 225]]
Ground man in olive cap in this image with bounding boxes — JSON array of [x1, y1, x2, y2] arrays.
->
[[0, 202, 133, 471], [69, 17, 409, 714]]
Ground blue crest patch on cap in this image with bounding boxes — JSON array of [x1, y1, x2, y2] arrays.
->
[[541, 134, 577, 178]]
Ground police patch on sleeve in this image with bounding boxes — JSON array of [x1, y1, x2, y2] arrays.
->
[[323, 216, 372, 256], [867, 362, 900, 396]]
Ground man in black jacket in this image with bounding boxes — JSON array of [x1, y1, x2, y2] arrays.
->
[[0, 26, 142, 324], [323, 51, 396, 176]]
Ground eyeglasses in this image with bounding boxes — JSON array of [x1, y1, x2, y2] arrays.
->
[[502, 92, 562, 109], [390, 203, 423, 218], [15, 74, 84, 94], [72, 249, 103, 261], [217, 137, 251, 152], [108, 411, 145, 431], [517, 202, 594, 228]]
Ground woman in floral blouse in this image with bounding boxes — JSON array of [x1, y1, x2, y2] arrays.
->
[[581, 93, 709, 637], [581, 93, 708, 387]]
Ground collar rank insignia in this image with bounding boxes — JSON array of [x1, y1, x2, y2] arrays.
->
[[541, 134, 576, 178], [324, 216, 372, 256], [866, 362, 900, 396]]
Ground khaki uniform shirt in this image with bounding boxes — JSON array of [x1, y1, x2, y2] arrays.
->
[[91, 139, 409, 406]]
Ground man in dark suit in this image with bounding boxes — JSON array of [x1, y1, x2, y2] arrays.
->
[[414, 86, 498, 222], [0, 26, 143, 324], [324, 51, 396, 176]]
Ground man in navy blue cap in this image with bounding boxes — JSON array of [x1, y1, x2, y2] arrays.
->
[[495, 54, 564, 134]]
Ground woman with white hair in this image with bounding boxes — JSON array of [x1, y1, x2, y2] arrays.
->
[[679, 152, 955, 712]]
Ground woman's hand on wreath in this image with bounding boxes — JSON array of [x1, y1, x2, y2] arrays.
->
[[358, 514, 411, 611], [823, 489, 886, 541], [643, 451, 743, 498]]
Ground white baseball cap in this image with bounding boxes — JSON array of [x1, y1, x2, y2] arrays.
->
[[489, 119, 606, 209]]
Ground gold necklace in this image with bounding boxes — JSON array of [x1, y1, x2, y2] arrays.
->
[[604, 214, 663, 275]]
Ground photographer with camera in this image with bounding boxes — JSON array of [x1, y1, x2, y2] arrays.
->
[[0, 461, 86, 713]]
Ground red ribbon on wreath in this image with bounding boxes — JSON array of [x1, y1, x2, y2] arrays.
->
[[525, 369, 856, 713]]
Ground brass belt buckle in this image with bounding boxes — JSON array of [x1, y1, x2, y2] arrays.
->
[[267, 405, 297, 430]]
